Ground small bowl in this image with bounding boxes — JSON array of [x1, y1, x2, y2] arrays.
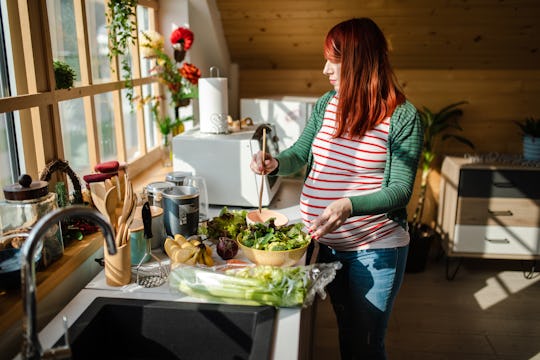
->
[[246, 209, 288, 227], [237, 240, 310, 267]]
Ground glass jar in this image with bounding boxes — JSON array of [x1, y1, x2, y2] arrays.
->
[[0, 175, 63, 268]]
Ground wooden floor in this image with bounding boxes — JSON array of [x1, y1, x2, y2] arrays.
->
[[312, 245, 540, 360]]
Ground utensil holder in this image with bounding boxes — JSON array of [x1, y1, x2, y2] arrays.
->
[[104, 241, 131, 286]]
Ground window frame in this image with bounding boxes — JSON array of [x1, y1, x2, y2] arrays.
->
[[0, 0, 163, 183]]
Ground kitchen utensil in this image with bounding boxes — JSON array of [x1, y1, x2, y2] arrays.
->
[[89, 182, 108, 217], [116, 175, 136, 247], [134, 202, 168, 288], [104, 186, 118, 232], [246, 209, 288, 226], [258, 127, 267, 214]]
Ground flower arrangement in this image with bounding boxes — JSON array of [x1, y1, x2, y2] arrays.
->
[[139, 27, 201, 110]]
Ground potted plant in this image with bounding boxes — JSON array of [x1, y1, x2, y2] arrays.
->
[[406, 101, 475, 272], [53, 60, 76, 89], [514, 117, 540, 161]]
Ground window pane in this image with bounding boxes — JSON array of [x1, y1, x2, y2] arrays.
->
[[0, 7, 19, 196], [47, 0, 81, 85], [137, 5, 152, 78], [122, 88, 139, 160], [86, 0, 110, 82], [142, 84, 158, 149], [94, 92, 117, 161], [0, 113, 16, 199], [58, 99, 91, 175]]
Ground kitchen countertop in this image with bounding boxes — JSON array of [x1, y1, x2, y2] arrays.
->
[[29, 177, 309, 359]]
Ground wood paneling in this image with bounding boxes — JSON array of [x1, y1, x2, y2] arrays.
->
[[239, 69, 540, 156], [216, 0, 540, 70]]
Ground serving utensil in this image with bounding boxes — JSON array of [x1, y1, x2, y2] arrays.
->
[[258, 127, 267, 214], [134, 201, 168, 287]]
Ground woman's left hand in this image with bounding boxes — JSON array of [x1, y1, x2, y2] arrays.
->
[[308, 198, 352, 240]]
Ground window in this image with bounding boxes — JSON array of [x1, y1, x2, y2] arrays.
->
[[0, 0, 164, 197], [0, 4, 18, 198]]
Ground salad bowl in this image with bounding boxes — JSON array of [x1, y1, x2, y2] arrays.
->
[[236, 222, 311, 267], [238, 240, 310, 267]]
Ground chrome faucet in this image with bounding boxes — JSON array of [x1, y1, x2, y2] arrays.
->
[[20, 206, 117, 360]]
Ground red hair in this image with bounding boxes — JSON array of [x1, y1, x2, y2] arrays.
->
[[324, 18, 405, 138]]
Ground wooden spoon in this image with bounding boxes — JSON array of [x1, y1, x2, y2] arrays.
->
[[258, 128, 267, 214]]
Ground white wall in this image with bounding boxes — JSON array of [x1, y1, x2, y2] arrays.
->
[[159, 0, 237, 120]]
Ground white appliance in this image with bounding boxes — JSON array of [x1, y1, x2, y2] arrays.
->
[[172, 125, 281, 207], [241, 96, 318, 151]]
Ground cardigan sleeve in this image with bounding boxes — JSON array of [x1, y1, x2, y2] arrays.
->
[[274, 91, 334, 176], [349, 101, 424, 216]]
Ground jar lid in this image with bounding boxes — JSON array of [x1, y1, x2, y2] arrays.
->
[[165, 171, 192, 183], [145, 181, 174, 194], [3, 174, 49, 201]]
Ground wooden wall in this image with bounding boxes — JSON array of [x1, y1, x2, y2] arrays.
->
[[239, 68, 540, 156]]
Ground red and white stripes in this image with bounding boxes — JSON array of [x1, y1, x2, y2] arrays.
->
[[300, 96, 408, 250]]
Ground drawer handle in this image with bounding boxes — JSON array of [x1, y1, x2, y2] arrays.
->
[[488, 210, 513, 216], [493, 181, 514, 188], [484, 237, 510, 244]]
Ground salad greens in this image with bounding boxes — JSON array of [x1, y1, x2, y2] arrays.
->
[[199, 207, 247, 240], [237, 222, 311, 251]]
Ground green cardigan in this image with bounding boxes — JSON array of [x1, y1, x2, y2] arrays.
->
[[275, 90, 424, 230]]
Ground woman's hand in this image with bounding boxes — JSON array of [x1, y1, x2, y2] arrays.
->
[[250, 151, 278, 175], [309, 198, 352, 240]]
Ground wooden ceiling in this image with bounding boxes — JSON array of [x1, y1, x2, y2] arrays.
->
[[215, 0, 540, 70]]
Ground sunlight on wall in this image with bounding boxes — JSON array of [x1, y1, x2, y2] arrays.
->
[[474, 271, 540, 310]]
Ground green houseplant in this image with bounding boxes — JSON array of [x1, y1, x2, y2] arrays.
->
[[53, 60, 76, 89], [514, 117, 540, 161], [106, 0, 137, 102], [407, 101, 475, 272]]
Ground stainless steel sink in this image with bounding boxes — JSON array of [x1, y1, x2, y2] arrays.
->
[[54, 297, 277, 360]]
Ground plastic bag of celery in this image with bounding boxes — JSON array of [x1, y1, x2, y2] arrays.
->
[[169, 262, 342, 307]]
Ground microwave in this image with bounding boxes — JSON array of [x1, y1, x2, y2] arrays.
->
[[172, 124, 282, 207]]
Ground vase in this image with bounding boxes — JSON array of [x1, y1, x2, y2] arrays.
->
[[161, 132, 173, 167], [172, 102, 189, 136], [523, 135, 540, 161]]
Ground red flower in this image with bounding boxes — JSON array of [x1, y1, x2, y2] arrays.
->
[[170, 27, 194, 50], [180, 63, 201, 85]]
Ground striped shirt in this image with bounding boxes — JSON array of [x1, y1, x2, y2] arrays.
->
[[300, 96, 409, 251]]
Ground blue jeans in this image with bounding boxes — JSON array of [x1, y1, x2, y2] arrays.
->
[[318, 244, 409, 360]]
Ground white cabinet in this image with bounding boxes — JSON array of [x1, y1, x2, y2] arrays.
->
[[438, 156, 540, 278]]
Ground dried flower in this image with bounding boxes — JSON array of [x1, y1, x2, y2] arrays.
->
[[139, 28, 201, 107], [139, 30, 164, 58], [170, 27, 194, 51], [180, 63, 201, 85]]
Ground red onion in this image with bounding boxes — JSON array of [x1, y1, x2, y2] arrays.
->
[[217, 236, 238, 260]]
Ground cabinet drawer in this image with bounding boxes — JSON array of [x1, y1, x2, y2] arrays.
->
[[459, 169, 540, 199], [453, 225, 540, 255], [457, 197, 540, 227]]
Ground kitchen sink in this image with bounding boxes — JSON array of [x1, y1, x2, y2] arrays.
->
[[54, 297, 277, 360]]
